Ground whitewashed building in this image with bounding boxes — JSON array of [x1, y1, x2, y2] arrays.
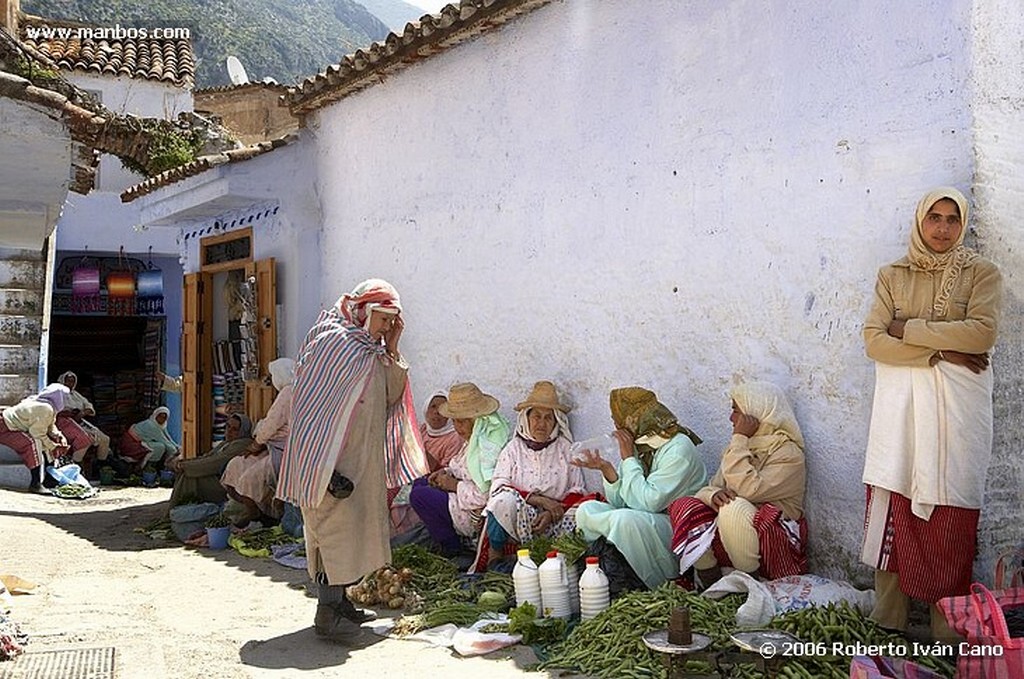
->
[[125, 0, 1023, 582]]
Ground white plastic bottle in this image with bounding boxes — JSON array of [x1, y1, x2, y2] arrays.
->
[[512, 548, 542, 609], [578, 555, 610, 620], [538, 551, 572, 618], [562, 553, 580, 615], [568, 433, 620, 459]]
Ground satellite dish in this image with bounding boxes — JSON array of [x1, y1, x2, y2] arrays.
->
[[261, 76, 278, 85], [226, 56, 250, 85]]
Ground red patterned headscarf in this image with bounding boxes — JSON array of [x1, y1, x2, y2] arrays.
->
[[337, 279, 402, 330]]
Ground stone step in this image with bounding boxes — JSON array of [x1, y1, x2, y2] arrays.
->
[[0, 288, 44, 316], [0, 316, 42, 345], [0, 257, 46, 290], [0, 374, 39, 406], [0, 345, 39, 374]]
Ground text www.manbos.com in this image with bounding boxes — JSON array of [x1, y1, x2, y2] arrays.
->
[[24, 24, 191, 40]]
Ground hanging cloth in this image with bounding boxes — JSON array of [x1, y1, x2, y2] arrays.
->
[[107, 247, 136, 316], [71, 259, 101, 313]]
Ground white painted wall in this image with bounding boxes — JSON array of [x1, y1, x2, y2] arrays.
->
[[969, 0, 1024, 580], [305, 0, 1017, 582]]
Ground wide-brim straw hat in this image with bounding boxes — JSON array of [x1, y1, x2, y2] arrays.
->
[[515, 380, 571, 413], [438, 382, 499, 419]]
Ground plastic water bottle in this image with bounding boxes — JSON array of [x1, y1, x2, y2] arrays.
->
[[512, 549, 542, 609], [538, 551, 572, 619], [563, 554, 580, 615], [579, 556, 610, 620], [569, 433, 620, 459]]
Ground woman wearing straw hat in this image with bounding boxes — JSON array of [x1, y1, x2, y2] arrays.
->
[[572, 387, 706, 590], [473, 381, 588, 570], [409, 382, 510, 556]]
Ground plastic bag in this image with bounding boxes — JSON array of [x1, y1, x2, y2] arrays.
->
[[849, 655, 945, 679], [46, 463, 90, 488], [938, 584, 1024, 679], [765, 574, 875, 615], [702, 571, 776, 626], [452, 617, 521, 656], [581, 536, 647, 597]]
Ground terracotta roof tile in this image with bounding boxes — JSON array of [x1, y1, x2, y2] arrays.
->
[[284, 0, 552, 116], [119, 133, 298, 203], [20, 15, 194, 88]]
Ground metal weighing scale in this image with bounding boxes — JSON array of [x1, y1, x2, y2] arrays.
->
[[641, 608, 802, 679]]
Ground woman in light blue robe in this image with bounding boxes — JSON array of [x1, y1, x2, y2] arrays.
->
[[572, 387, 706, 589]]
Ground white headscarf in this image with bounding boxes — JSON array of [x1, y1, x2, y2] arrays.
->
[[515, 407, 573, 444], [421, 389, 455, 437], [730, 382, 804, 454], [269, 358, 296, 390]]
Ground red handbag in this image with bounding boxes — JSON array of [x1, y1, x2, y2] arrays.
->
[[938, 583, 1024, 679]]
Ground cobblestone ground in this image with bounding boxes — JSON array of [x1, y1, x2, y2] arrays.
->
[[0, 487, 567, 679]]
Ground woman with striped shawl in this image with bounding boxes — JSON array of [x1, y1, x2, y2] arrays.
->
[[276, 279, 428, 645]]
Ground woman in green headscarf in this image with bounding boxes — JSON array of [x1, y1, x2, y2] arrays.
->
[[408, 382, 511, 555], [572, 387, 706, 589]]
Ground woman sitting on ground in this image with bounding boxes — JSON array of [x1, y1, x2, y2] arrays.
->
[[669, 381, 807, 588], [409, 382, 510, 556], [221, 358, 295, 527], [388, 390, 465, 537], [36, 382, 94, 470], [572, 387, 706, 590], [420, 390, 464, 472], [56, 372, 111, 465], [474, 381, 588, 571], [119, 407, 180, 471], [0, 387, 69, 493], [167, 413, 253, 509]]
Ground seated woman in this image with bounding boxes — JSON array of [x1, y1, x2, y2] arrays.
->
[[221, 358, 295, 526], [33, 383, 94, 469], [474, 381, 588, 570], [572, 387, 706, 590], [420, 390, 464, 472], [0, 387, 70, 492], [388, 389, 465, 537], [167, 413, 253, 509], [57, 371, 111, 464], [409, 382, 510, 556], [119, 407, 181, 471], [669, 381, 807, 588]]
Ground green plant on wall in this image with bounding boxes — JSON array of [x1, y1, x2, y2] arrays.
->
[[120, 122, 205, 177]]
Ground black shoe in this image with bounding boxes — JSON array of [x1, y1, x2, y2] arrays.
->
[[314, 604, 365, 644], [337, 598, 376, 623]]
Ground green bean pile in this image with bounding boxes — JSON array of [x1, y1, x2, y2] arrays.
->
[[540, 584, 747, 679], [768, 600, 954, 678], [541, 588, 956, 679]]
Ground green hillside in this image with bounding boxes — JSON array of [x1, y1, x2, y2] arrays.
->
[[23, 0, 392, 88]]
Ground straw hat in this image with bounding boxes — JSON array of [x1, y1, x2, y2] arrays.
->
[[438, 383, 499, 419], [514, 380, 571, 413]]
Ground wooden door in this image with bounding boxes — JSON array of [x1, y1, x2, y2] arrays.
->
[[244, 257, 277, 425], [181, 272, 212, 459]]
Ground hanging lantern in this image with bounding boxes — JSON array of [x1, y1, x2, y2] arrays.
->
[[136, 268, 164, 315], [71, 265, 101, 313], [107, 271, 136, 316]]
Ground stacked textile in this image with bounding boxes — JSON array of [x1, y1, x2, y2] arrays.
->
[[212, 374, 227, 442]]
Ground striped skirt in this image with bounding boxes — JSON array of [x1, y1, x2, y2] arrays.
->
[[861, 485, 979, 602]]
